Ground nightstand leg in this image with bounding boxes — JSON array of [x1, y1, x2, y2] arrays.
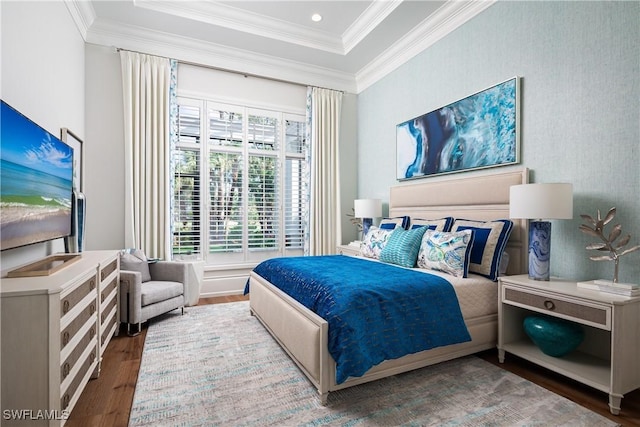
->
[[608, 393, 622, 415], [498, 348, 505, 363]]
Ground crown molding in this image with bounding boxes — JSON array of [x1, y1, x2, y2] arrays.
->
[[87, 18, 357, 93], [73, 0, 493, 94], [355, 0, 496, 93], [341, 0, 402, 54], [64, 0, 96, 41], [134, 0, 344, 55]]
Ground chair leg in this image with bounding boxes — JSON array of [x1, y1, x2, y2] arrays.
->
[[127, 322, 141, 337]]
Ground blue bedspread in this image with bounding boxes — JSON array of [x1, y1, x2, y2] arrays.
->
[[246, 255, 471, 384]]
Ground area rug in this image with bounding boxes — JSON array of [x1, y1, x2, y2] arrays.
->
[[129, 301, 617, 426]]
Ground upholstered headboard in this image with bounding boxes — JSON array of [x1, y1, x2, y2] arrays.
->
[[389, 168, 529, 276]]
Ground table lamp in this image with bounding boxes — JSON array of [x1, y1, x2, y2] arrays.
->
[[354, 198, 382, 239], [510, 183, 573, 280]]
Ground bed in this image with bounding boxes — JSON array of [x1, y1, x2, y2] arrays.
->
[[248, 168, 529, 404]]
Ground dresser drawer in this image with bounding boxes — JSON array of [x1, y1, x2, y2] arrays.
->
[[101, 276, 118, 303], [503, 286, 611, 330], [61, 322, 97, 382], [100, 258, 118, 282], [61, 275, 96, 317], [100, 296, 117, 326], [61, 301, 97, 350], [61, 344, 97, 411], [101, 311, 118, 347]]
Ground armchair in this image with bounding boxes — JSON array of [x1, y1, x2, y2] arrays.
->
[[119, 251, 187, 335]]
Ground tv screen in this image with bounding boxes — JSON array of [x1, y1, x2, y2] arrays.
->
[[1, 100, 74, 251]]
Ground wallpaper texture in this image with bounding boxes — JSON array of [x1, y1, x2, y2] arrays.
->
[[357, 1, 639, 283]]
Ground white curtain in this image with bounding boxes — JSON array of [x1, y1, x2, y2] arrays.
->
[[306, 87, 343, 255], [120, 51, 171, 259]]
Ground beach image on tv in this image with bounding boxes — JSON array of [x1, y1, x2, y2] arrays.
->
[[1, 101, 74, 250]]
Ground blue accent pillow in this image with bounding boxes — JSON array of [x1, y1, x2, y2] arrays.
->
[[417, 229, 474, 278], [410, 217, 454, 232], [450, 219, 513, 281], [379, 226, 428, 268], [379, 216, 410, 230]]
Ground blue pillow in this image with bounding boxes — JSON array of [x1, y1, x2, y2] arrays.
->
[[379, 226, 428, 268], [450, 219, 513, 281], [379, 216, 410, 230], [417, 229, 474, 278], [410, 217, 454, 232]]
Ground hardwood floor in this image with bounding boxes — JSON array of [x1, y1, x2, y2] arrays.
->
[[68, 295, 640, 426]]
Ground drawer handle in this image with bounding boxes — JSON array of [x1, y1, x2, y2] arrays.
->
[[63, 362, 71, 379], [63, 331, 70, 346], [63, 300, 70, 314], [90, 351, 96, 363], [90, 279, 96, 290], [62, 394, 70, 409], [90, 327, 96, 339], [90, 303, 96, 315], [544, 300, 555, 310], [101, 293, 105, 303]]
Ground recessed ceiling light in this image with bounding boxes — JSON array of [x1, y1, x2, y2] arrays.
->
[[311, 13, 322, 22]]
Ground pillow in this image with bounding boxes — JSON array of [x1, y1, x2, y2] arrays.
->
[[120, 249, 151, 282], [417, 229, 474, 278], [379, 216, 410, 230], [360, 226, 394, 259], [379, 226, 428, 268], [410, 217, 454, 232], [450, 219, 513, 281]]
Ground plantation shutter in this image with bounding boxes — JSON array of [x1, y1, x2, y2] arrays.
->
[[248, 114, 279, 251], [173, 104, 201, 258], [284, 119, 307, 249]]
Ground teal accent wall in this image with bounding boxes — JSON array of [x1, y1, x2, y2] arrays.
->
[[357, 1, 639, 283]]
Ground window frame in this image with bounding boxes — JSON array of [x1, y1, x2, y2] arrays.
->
[[173, 96, 306, 266]]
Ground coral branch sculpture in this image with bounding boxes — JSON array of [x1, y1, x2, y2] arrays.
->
[[579, 207, 640, 283]]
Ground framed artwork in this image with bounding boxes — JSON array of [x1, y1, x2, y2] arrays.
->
[[61, 128, 86, 252], [396, 76, 520, 180]]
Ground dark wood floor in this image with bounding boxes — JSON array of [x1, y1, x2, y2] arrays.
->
[[68, 295, 640, 426]]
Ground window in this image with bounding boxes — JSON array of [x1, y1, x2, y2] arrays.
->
[[172, 98, 307, 265]]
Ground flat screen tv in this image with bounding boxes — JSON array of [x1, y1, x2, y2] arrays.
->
[[1, 100, 74, 251]]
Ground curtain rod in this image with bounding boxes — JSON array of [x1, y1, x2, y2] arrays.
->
[[115, 47, 343, 93]]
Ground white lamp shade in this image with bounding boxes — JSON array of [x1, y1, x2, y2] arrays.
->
[[510, 183, 573, 220], [354, 199, 382, 218]]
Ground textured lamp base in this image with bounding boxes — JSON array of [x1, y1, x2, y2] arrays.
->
[[362, 218, 373, 239], [529, 220, 551, 280]]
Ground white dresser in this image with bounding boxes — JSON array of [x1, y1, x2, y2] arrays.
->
[[1, 250, 120, 425]]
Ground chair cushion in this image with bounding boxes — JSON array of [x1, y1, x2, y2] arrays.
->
[[141, 281, 183, 307], [120, 250, 151, 282]]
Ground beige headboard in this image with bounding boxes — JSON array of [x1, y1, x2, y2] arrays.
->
[[389, 168, 529, 276]]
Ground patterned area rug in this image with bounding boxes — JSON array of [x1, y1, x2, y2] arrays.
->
[[129, 301, 617, 426]]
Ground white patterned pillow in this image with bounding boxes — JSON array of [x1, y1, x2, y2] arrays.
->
[[417, 229, 474, 278], [360, 226, 393, 259]]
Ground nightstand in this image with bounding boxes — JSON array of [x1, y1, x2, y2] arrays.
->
[[498, 274, 640, 414], [336, 244, 361, 257]]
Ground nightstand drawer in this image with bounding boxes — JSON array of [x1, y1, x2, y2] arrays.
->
[[503, 286, 611, 330]]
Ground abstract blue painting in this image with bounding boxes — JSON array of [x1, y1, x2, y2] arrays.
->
[[396, 77, 520, 180]]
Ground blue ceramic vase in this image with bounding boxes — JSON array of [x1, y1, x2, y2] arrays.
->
[[523, 316, 584, 357]]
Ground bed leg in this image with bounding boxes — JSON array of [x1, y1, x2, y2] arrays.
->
[[498, 348, 505, 363], [319, 392, 328, 406]]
